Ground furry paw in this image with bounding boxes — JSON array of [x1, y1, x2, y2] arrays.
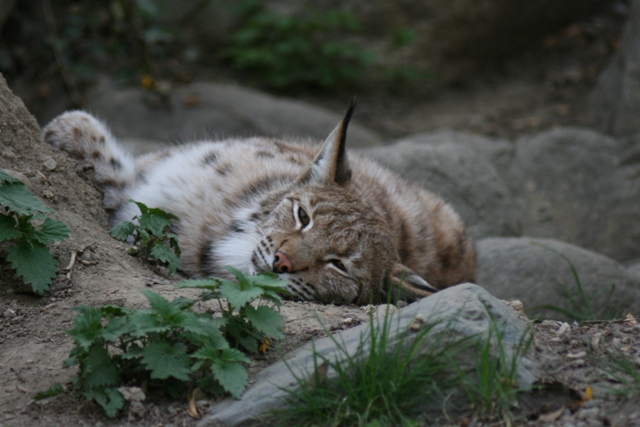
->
[[42, 111, 111, 160]]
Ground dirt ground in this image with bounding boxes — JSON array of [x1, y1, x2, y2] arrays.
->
[[1, 9, 640, 427]]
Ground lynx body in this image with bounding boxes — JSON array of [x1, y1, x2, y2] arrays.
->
[[43, 105, 475, 304]]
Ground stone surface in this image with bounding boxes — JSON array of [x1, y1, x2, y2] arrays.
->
[[84, 79, 384, 151], [392, 130, 514, 174], [362, 138, 519, 239], [589, 0, 640, 136], [200, 284, 537, 427], [508, 127, 640, 263], [476, 237, 640, 320]]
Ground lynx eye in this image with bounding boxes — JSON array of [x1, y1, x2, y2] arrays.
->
[[297, 206, 310, 226], [329, 259, 347, 272]]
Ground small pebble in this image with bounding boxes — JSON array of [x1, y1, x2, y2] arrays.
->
[[43, 157, 57, 171]]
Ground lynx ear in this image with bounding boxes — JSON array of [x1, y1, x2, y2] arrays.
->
[[296, 100, 355, 186], [387, 263, 440, 303]]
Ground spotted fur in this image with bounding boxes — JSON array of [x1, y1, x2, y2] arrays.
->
[[43, 104, 476, 304]]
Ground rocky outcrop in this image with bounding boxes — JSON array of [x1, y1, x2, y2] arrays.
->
[[507, 127, 640, 263]]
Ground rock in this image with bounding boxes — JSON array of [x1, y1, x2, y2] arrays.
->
[[83, 79, 384, 153], [363, 138, 519, 239], [200, 284, 537, 427], [476, 237, 640, 320], [589, 0, 640, 136], [629, 262, 640, 280], [392, 130, 514, 174], [508, 127, 640, 262]]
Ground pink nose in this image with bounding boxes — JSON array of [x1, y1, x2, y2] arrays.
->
[[273, 251, 293, 274]]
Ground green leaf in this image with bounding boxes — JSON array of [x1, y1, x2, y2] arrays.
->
[[0, 177, 52, 215], [141, 290, 185, 326], [33, 217, 71, 244], [210, 359, 248, 399], [0, 214, 22, 241], [81, 344, 120, 388], [33, 383, 65, 401], [150, 242, 180, 274], [68, 306, 104, 351], [88, 387, 124, 418], [141, 340, 191, 381], [108, 221, 136, 241], [0, 169, 23, 184], [6, 242, 57, 294], [134, 201, 175, 237], [225, 317, 259, 353], [244, 305, 284, 339], [127, 310, 171, 337], [219, 280, 264, 310]]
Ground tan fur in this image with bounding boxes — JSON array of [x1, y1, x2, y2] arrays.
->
[[42, 106, 476, 304]]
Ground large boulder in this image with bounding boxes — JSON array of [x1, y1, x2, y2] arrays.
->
[[362, 135, 519, 239], [201, 284, 537, 427], [476, 237, 640, 320], [589, 0, 640, 136], [507, 127, 640, 262], [83, 79, 384, 150]]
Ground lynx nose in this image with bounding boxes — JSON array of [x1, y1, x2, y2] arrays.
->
[[273, 251, 293, 274]]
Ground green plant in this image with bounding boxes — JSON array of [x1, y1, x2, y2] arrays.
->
[[274, 307, 460, 427], [177, 266, 288, 353], [223, 3, 374, 89], [0, 169, 70, 294], [275, 303, 534, 426], [598, 347, 640, 397], [455, 317, 533, 420], [109, 200, 180, 274], [36, 269, 287, 418], [531, 243, 621, 321]]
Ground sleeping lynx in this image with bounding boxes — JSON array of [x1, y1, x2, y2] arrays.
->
[[42, 103, 475, 304]]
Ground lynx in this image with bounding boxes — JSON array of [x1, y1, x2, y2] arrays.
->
[[42, 103, 476, 304]]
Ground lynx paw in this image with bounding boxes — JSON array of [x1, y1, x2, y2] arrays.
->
[[42, 111, 111, 161]]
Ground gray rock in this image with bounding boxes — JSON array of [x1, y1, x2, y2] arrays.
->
[[590, 0, 640, 136], [199, 284, 537, 427], [476, 237, 640, 320], [508, 127, 640, 262], [393, 130, 514, 175], [84, 79, 384, 151], [629, 262, 640, 280], [362, 139, 519, 239]]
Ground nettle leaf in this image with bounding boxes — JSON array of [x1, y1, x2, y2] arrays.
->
[[88, 387, 124, 418], [225, 317, 259, 353], [141, 290, 186, 326], [68, 306, 104, 351], [0, 214, 22, 241], [6, 242, 58, 294], [219, 280, 264, 310], [0, 169, 23, 184], [150, 243, 180, 274], [33, 217, 71, 244], [176, 278, 223, 293], [127, 310, 171, 337], [0, 177, 52, 215], [81, 344, 120, 388], [244, 305, 284, 339], [141, 340, 191, 381], [108, 221, 136, 241], [210, 359, 248, 399], [134, 201, 175, 237]]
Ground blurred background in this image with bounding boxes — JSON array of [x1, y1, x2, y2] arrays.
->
[[0, 0, 629, 139]]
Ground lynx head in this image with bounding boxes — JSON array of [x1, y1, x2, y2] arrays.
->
[[221, 102, 439, 304]]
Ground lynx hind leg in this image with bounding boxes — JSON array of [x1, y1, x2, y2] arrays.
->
[[42, 111, 135, 211]]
